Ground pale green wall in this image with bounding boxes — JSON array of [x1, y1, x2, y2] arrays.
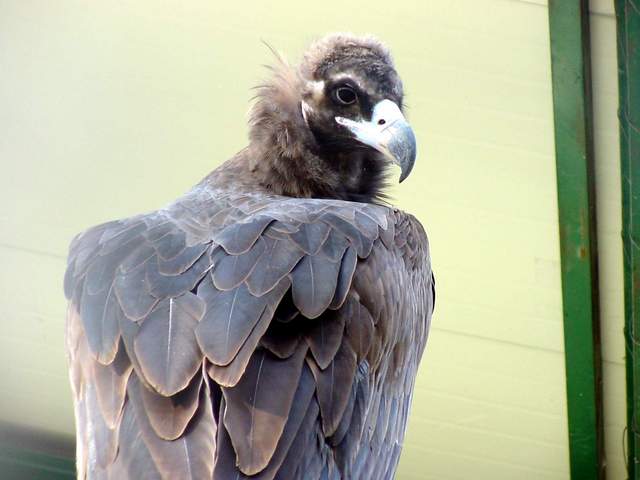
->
[[590, 3, 626, 480], [0, 0, 623, 479]]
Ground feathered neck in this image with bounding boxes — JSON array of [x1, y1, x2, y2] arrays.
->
[[205, 57, 389, 204]]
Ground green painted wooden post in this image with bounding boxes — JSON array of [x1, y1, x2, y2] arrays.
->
[[616, 1, 640, 478], [548, 1, 604, 479]]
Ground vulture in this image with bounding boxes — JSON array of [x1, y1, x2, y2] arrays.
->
[[64, 33, 435, 480]]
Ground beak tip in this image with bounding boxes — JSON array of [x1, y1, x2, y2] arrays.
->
[[384, 120, 416, 183], [397, 159, 414, 183]]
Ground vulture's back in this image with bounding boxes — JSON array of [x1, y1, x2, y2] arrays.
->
[[64, 184, 434, 479]]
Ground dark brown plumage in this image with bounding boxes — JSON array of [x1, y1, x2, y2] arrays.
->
[[65, 33, 434, 479]]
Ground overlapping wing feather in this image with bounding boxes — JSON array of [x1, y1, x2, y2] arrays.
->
[[65, 187, 434, 479]]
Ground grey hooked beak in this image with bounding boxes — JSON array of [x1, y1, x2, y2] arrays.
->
[[335, 99, 417, 182]]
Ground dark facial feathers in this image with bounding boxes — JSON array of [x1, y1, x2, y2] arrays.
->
[[243, 34, 406, 204]]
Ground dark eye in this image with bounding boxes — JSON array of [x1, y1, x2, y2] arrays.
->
[[334, 87, 357, 105]]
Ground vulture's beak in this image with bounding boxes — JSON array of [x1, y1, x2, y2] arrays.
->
[[335, 99, 417, 182]]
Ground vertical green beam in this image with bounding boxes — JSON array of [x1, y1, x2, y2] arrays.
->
[[548, 2, 604, 479], [616, 1, 640, 478]]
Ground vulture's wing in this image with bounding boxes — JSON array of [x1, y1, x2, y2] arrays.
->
[[65, 187, 434, 479]]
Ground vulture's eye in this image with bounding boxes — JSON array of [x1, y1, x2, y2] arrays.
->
[[334, 87, 357, 105]]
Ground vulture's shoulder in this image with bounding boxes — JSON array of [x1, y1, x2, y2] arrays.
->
[[64, 187, 433, 478]]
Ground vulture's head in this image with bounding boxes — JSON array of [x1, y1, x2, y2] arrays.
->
[[247, 34, 416, 203]]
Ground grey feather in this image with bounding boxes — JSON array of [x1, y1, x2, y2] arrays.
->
[[212, 237, 266, 291], [305, 310, 345, 370], [197, 276, 274, 366], [206, 278, 291, 387], [290, 254, 341, 319], [308, 340, 358, 437], [222, 344, 307, 475], [114, 259, 159, 321], [145, 249, 211, 299], [214, 216, 273, 255], [157, 243, 209, 275], [140, 371, 202, 440], [245, 236, 304, 297], [127, 374, 216, 480], [329, 246, 357, 310], [92, 341, 132, 428], [134, 294, 205, 396], [288, 222, 331, 255], [80, 283, 122, 364], [153, 230, 186, 260]]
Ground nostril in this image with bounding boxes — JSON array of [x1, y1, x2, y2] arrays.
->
[[378, 119, 386, 125]]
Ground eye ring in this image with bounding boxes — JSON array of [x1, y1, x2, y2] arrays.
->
[[334, 86, 357, 105]]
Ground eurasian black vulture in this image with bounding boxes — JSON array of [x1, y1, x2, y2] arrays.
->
[[64, 33, 435, 479]]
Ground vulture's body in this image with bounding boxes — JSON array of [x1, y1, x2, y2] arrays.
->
[[65, 34, 434, 479]]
